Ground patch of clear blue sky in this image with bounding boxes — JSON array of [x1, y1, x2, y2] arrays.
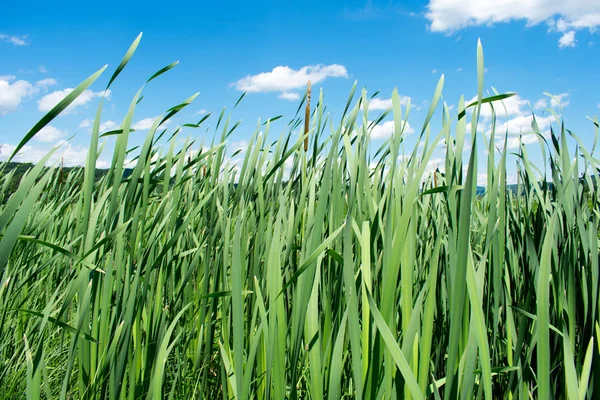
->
[[1, 0, 599, 180]]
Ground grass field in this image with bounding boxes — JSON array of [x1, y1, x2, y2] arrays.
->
[[1, 36, 599, 399]]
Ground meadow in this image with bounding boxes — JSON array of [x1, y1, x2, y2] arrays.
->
[[1, 35, 599, 399]]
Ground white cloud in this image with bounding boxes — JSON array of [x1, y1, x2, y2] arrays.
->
[[466, 121, 486, 132], [38, 88, 109, 114], [494, 114, 553, 143], [132, 117, 170, 130], [534, 98, 548, 109], [456, 67, 463, 72], [38, 65, 48, 73], [507, 174, 518, 185], [534, 93, 569, 109], [100, 120, 119, 132], [279, 92, 301, 101], [468, 92, 568, 121], [425, 157, 445, 173], [36, 78, 57, 89], [369, 120, 414, 139], [496, 132, 542, 150], [558, 31, 576, 48], [0, 141, 108, 168], [229, 140, 249, 153], [132, 118, 156, 130], [0, 79, 34, 115], [35, 125, 67, 143], [195, 109, 208, 115], [549, 92, 569, 107], [431, 69, 437, 74], [0, 76, 54, 115], [468, 93, 529, 119], [0, 33, 28, 46], [426, 0, 600, 47], [233, 64, 348, 94], [477, 173, 488, 186], [80, 118, 118, 132], [369, 96, 411, 110]]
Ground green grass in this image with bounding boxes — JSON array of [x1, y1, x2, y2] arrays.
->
[[0, 35, 599, 399]]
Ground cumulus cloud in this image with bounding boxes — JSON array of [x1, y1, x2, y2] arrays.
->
[[533, 93, 569, 110], [497, 114, 552, 135], [463, 92, 565, 149], [229, 140, 249, 153], [279, 92, 301, 101], [490, 113, 558, 150], [368, 96, 411, 110], [35, 125, 67, 143], [38, 88, 109, 114], [534, 98, 548, 109], [558, 31, 576, 48], [467, 93, 528, 119], [369, 120, 414, 139], [100, 120, 119, 132], [0, 33, 28, 46], [0, 76, 57, 115], [468, 92, 568, 121], [36, 78, 57, 89], [233, 64, 348, 96], [0, 141, 108, 168], [477, 173, 488, 186], [426, 0, 600, 47], [132, 118, 156, 130], [549, 92, 569, 107], [466, 122, 486, 133], [425, 157, 445, 173], [496, 131, 544, 150], [132, 117, 170, 130]]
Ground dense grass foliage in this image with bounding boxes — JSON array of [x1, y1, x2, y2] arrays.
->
[[1, 37, 600, 399]]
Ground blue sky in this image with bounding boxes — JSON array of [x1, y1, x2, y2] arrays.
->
[[1, 0, 599, 184]]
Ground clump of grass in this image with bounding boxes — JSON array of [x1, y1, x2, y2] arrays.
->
[[0, 35, 599, 400]]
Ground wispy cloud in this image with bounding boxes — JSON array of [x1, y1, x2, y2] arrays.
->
[[342, 1, 412, 20], [0, 33, 28, 46]]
